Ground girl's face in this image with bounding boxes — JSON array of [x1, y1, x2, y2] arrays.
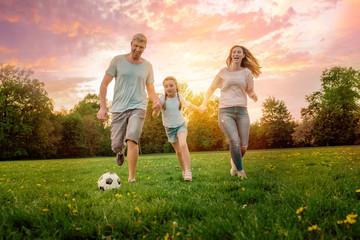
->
[[231, 47, 245, 64], [163, 79, 177, 97]]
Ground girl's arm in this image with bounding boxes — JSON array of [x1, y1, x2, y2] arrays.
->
[[247, 88, 258, 102], [187, 103, 200, 112]]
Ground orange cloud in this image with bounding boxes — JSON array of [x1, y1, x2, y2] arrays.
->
[[0, 46, 15, 54]]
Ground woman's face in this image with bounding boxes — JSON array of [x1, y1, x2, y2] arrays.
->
[[231, 47, 245, 64], [163, 80, 177, 97]]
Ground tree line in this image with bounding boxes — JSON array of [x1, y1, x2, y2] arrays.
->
[[1, 64, 359, 160]]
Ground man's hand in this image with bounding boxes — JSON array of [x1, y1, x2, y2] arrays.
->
[[152, 99, 161, 112], [97, 108, 108, 122]]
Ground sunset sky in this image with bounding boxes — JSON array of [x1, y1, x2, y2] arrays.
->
[[1, 0, 360, 122]]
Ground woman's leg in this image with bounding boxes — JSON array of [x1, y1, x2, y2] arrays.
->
[[218, 108, 243, 170]]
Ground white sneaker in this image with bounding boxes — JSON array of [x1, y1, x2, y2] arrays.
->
[[184, 171, 192, 181], [230, 158, 237, 176], [238, 170, 247, 179]]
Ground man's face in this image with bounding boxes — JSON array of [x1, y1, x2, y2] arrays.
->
[[131, 40, 146, 60]]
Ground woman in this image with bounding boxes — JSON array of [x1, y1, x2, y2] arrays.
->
[[199, 45, 261, 178]]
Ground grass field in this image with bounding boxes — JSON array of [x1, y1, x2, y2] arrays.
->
[[1, 146, 359, 239]]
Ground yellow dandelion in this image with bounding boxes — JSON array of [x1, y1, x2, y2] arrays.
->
[[73, 209, 78, 214], [68, 204, 72, 209], [37, 184, 41, 187], [134, 207, 141, 214], [296, 206, 307, 214], [337, 220, 344, 224], [176, 232, 181, 236], [308, 225, 319, 231], [42, 209, 50, 212], [75, 227, 81, 231], [242, 187, 246, 191], [356, 189, 360, 193], [164, 233, 170, 240]]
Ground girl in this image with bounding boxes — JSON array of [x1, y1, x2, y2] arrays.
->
[[199, 45, 261, 178], [153, 76, 199, 181]]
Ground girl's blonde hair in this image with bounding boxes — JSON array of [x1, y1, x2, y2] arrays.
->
[[162, 76, 182, 111], [226, 45, 262, 78]]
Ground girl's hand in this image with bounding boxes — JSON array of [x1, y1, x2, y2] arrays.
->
[[199, 104, 207, 113], [152, 110, 160, 118]]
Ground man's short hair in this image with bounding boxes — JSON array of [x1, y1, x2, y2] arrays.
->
[[132, 33, 147, 44]]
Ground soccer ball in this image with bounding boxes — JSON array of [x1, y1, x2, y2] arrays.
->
[[98, 172, 121, 191]]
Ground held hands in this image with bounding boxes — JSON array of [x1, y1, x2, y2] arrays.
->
[[97, 108, 107, 122], [152, 99, 161, 112], [199, 103, 207, 114]]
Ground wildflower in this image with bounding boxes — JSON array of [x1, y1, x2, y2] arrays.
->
[[296, 206, 307, 215], [134, 207, 141, 214], [42, 209, 50, 212], [75, 227, 81, 231], [346, 213, 358, 224], [356, 189, 360, 193], [241, 187, 246, 191], [164, 233, 170, 240], [115, 194, 122, 199], [173, 222, 178, 228], [73, 209, 78, 214], [68, 204, 72, 209], [37, 184, 41, 187], [308, 225, 319, 231]]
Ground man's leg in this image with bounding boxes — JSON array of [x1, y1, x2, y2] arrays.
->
[[127, 140, 138, 181]]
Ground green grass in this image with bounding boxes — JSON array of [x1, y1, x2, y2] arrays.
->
[[1, 146, 359, 239]]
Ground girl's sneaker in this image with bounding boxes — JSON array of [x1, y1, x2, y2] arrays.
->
[[238, 170, 247, 179], [230, 158, 237, 176], [184, 171, 192, 181]]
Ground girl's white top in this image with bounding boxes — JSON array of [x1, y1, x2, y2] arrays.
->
[[160, 93, 190, 128], [213, 67, 254, 108]]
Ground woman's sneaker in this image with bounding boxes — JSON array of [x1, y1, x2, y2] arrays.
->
[[238, 170, 247, 179], [184, 171, 192, 181], [230, 158, 237, 176]]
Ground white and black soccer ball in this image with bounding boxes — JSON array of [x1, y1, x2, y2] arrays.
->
[[98, 172, 121, 191]]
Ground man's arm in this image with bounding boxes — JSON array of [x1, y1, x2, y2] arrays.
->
[[146, 83, 161, 111], [97, 73, 114, 122]]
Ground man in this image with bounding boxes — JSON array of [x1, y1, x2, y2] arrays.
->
[[97, 33, 161, 183]]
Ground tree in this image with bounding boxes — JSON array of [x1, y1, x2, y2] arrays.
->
[[248, 120, 267, 149], [0, 64, 54, 160], [302, 67, 360, 146], [291, 118, 314, 147], [260, 96, 295, 148], [71, 94, 112, 156]]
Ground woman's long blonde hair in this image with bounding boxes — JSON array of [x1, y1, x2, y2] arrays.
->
[[162, 76, 182, 111], [226, 45, 262, 78]]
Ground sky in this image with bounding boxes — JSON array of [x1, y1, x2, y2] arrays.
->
[[1, 0, 360, 122]]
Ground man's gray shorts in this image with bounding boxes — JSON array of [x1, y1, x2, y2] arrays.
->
[[110, 109, 146, 153]]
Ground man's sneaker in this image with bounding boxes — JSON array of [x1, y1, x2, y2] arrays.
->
[[238, 170, 247, 179], [230, 158, 237, 176], [116, 152, 125, 166], [184, 171, 192, 181]]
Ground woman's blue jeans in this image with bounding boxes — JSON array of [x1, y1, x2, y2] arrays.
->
[[218, 106, 250, 171]]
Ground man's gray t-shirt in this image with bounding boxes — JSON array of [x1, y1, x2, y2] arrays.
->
[[106, 55, 154, 113]]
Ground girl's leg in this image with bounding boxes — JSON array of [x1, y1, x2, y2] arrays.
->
[[171, 141, 185, 172], [171, 132, 190, 172]]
